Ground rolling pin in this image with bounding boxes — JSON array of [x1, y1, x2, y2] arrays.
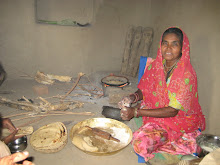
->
[[85, 126, 120, 142]]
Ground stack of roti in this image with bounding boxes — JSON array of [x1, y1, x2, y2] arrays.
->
[[30, 122, 67, 153]]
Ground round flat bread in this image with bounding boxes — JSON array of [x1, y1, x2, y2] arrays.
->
[[30, 122, 67, 153], [2, 126, 34, 137]]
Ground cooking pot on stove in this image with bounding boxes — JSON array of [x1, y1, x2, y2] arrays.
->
[[101, 74, 129, 96]]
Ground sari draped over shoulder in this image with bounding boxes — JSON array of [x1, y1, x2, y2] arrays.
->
[[137, 27, 206, 140], [133, 27, 206, 162]]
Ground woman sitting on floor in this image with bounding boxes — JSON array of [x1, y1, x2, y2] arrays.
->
[[118, 27, 206, 162]]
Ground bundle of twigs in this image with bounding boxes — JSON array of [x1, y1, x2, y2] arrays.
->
[[0, 96, 83, 113], [121, 26, 153, 77], [0, 72, 102, 127]]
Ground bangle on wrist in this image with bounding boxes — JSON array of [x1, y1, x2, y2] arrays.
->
[[134, 107, 140, 118], [129, 93, 139, 103]]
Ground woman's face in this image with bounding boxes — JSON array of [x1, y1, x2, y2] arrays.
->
[[161, 33, 182, 63]]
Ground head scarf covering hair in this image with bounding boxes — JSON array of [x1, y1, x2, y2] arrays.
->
[[138, 27, 205, 140]]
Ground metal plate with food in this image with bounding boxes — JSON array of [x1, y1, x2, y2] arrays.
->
[[70, 118, 133, 155], [196, 134, 220, 153]]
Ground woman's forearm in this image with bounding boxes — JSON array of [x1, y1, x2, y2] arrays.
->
[[138, 106, 179, 118], [135, 89, 143, 101], [129, 89, 143, 103], [132, 90, 178, 118]]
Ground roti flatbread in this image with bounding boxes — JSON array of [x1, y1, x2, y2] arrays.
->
[[2, 126, 34, 137], [30, 122, 67, 153]]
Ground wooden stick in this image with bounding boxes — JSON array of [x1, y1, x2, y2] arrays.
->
[[78, 85, 99, 96], [12, 111, 94, 122], [62, 72, 85, 100], [22, 96, 32, 103], [4, 112, 31, 118], [6, 110, 93, 120], [85, 75, 103, 92], [85, 126, 120, 142], [17, 116, 46, 127], [38, 96, 51, 105], [47, 94, 86, 99], [12, 116, 45, 121], [49, 111, 94, 115]]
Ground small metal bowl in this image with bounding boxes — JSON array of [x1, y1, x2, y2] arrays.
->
[[180, 154, 198, 161], [196, 134, 220, 156], [7, 136, 27, 153]]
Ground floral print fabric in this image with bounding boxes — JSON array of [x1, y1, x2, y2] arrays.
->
[[133, 27, 206, 161], [167, 75, 183, 110], [132, 123, 202, 161], [137, 27, 205, 139]]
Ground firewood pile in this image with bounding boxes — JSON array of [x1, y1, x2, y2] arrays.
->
[[0, 72, 103, 126], [121, 26, 153, 77]]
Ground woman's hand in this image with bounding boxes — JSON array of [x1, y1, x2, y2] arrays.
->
[[118, 95, 134, 109], [2, 129, 23, 144], [120, 107, 135, 121], [0, 151, 33, 165], [2, 118, 16, 132], [1, 118, 23, 144], [118, 90, 143, 109]]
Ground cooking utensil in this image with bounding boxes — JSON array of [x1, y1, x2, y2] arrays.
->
[[85, 126, 120, 142], [101, 74, 129, 96], [102, 106, 122, 121], [70, 118, 132, 155], [101, 74, 129, 87], [8, 136, 27, 153], [196, 134, 220, 156]]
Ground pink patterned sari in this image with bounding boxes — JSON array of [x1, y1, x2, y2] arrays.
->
[[132, 27, 206, 161]]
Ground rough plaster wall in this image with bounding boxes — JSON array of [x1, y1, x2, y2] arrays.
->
[[36, 0, 94, 24], [0, 0, 151, 78], [149, 0, 220, 135], [0, 0, 219, 135]]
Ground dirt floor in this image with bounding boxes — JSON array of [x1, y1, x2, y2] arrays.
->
[[0, 71, 183, 165], [0, 71, 146, 165]]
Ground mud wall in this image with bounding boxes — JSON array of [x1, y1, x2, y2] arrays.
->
[[0, 0, 219, 135]]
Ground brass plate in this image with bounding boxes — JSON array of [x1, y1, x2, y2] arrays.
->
[[70, 118, 133, 155]]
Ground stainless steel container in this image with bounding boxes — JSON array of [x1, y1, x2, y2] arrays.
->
[[8, 136, 27, 153], [196, 134, 220, 156]]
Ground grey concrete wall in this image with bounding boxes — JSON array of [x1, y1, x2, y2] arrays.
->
[[0, 0, 219, 135]]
